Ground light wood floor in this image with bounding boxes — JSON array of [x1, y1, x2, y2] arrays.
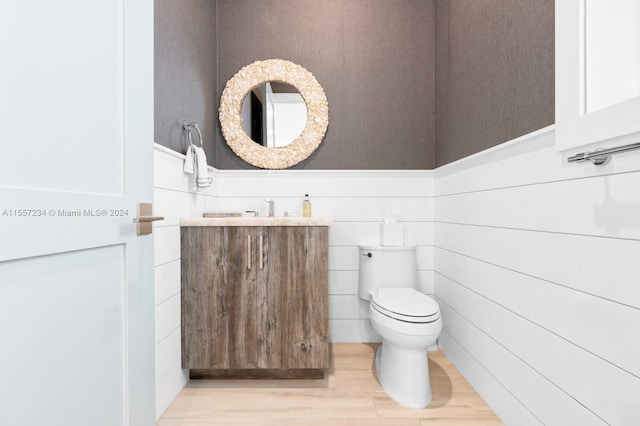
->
[[158, 343, 503, 425]]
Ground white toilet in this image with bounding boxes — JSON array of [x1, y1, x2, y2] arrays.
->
[[359, 245, 442, 408]]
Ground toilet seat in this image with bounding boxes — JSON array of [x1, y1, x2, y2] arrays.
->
[[371, 288, 440, 323]]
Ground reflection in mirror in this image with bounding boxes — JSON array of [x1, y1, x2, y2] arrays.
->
[[241, 82, 307, 148]]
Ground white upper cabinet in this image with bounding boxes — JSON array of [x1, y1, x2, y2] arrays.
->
[[556, 0, 640, 151]]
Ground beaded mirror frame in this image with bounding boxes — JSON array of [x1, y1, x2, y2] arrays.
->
[[219, 59, 329, 169]]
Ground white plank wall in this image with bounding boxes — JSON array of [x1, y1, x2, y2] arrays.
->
[[212, 169, 435, 343], [433, 127, 640, 426], [153, 145, 217, 419]]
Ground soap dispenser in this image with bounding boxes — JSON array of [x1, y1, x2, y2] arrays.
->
[[302, 194, 312, 217]]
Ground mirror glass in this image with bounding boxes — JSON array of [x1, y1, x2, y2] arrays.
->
[[241, 82, 308, 148]]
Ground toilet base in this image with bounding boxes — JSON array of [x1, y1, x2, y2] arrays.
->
[[375, 343, 432, 409]]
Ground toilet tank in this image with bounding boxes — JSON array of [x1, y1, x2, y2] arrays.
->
[[358, 245, 419, 300]]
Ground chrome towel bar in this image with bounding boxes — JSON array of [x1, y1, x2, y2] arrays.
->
[[567, 142, 640, 166]]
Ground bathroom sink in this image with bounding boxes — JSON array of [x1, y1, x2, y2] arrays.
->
[[179, 216, 333, 227]]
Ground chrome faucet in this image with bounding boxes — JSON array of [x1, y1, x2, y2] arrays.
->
[[264, 199, 274, 217]]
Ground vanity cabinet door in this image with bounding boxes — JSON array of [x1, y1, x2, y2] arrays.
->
[[182, 226, 260, 369], [182, 225, 329, 373], [257, 226, 329, 370]]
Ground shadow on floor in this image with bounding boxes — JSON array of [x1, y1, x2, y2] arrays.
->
[[426, 355, 453, 408]]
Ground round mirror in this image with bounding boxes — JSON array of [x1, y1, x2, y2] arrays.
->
[[219, 59, 329, 169], [241, 82, 307, 148]]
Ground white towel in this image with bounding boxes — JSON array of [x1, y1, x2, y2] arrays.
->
[[193, 145, 213, 188], [183, 145, 195, 174]]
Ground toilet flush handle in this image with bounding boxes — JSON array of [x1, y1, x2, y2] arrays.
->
[[362, 252, 372, 258]]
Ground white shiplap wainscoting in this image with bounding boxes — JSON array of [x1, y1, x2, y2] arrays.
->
[[153, 144, 217, 419], [212, 169, 435, 342], [153, 143, 434, 419], [433, 127, 640, 426]]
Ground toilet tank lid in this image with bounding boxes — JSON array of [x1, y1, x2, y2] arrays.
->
[[359, 244, 416, 251]]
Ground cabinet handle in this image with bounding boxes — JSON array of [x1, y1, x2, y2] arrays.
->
[[247, 234, 252, 270], [259, 234, 263, 270]]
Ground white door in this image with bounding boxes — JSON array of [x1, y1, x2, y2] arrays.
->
[[0, 1, 155, 425]]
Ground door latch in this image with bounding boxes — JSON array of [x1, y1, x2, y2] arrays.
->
[[133, 202, 164, 235]]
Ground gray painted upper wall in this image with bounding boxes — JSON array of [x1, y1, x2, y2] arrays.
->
[[155, 0, 217, 162], [434, 0, 555, 167], [154, 0, 554, 170], [216, 0, 436, 170]]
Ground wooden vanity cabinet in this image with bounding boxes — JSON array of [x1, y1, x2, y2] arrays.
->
[[181, 226, 329, 377]]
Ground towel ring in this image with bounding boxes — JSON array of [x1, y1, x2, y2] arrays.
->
[[182, 121, 203, 148]]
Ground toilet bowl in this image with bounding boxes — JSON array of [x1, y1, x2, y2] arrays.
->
[[369, 287, 442, 408], [358, 245, 443, 408]]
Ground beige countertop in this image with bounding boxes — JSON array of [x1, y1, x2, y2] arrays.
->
[[179, 216, 334, 227]]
